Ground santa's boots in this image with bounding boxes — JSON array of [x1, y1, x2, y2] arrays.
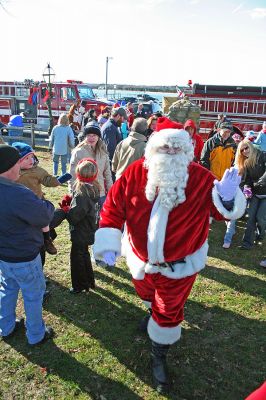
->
[[151, 340, 170, 394], [138, 308, 152, 333]]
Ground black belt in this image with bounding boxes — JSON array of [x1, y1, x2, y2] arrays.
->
[[152, 258, 185, 272]]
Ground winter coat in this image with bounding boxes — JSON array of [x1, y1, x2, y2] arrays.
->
[[17, 164, 60, 199], [241, 151, 266, 196], [112, 131, 147, 179], [0, 177, 54, 262], [49, 125, 75, 155], [254, 131, 266, 152], [200, 132, 236, 180], [69, 144, 113, 197], [101, 118, 122, 160], [184, 119, 204, 162], [66, 185, 100, 245]]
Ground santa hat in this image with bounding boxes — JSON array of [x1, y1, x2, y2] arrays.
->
[[144, 117, 193, 162], [155, 116, 183, 131]]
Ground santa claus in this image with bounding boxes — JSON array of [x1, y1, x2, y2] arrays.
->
[[93, 117, 246, 394]]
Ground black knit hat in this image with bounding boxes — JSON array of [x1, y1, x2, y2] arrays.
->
[[0, 144, 20, 174], [84, 121, 101, 138]]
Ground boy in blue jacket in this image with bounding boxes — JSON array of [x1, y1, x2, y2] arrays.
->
[[0, 145, 55, 345]]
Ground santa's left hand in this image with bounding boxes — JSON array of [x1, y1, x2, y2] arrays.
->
[[214, 167, 241, 201], [103, 251, 116, 266]]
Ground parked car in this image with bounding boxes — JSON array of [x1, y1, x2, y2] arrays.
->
[[132, 101, 162, 119]]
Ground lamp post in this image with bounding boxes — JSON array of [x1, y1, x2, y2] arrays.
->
[[43, 62, 55, 135], [105, 56, 113, 99]]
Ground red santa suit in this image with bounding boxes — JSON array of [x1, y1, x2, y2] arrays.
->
[[94, 128, 246, 345]]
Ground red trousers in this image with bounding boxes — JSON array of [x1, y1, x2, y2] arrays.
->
[[132, 272, 197, 328]]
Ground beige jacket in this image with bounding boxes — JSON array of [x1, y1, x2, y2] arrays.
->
[[17, 164, 60, 199], [112, 131, 147, 179], [69, 144, 113, 196]]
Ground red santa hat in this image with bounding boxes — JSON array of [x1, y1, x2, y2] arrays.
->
[[155, 116, 183, 131], [145, 117, 194, 161]]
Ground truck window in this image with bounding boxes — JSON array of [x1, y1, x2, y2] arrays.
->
[[77, 85, 94, 99], [60, 87, 76, 100]]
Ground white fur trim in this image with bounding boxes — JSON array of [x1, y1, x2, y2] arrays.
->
[[123, 231, 208, 280], [148, 316, 181, 344], [93, 228, 122, 260], [143, 300, 152, 309], [147, 194, 169, 264], [212, 187, 246, 220]]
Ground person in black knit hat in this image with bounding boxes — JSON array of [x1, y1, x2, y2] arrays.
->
[[0, 145, 55, 345]]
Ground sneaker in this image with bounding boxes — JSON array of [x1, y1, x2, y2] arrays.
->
[[222, 242, 231, 249], [29, 326, 54, 346], [69, 287, 83, 294], [2, 318, 24, 339], [95, 259, 107, 268], [44, 239, 57, 255], [259, 260, 266, 268], [238, 245, 251, 250]]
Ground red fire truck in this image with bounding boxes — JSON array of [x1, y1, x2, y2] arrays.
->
[[0, 80, 109, 130], [182, 82, 266, 137]]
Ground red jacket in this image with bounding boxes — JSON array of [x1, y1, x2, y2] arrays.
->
[[184, 119, 204, 162]]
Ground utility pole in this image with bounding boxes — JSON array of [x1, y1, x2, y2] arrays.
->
[[43, 63, 55, 135], [105, 56, 113, 99]]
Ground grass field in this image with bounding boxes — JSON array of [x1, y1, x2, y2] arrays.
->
[[0, 149, 265, 400]]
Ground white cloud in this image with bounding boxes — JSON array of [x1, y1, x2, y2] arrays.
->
[[232, 3, 244, 14], [189, 0, 200, 4], [248, 7, 266, 19]]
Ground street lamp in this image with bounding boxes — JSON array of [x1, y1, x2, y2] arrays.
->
[[105, 56, 113, 99], [42, 62, 56, 135]]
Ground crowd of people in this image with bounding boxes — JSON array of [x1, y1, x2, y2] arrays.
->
[[0, 103, 265, 397]]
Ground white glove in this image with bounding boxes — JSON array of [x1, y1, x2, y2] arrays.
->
[[214, 167, 241, 201], [103, 251, 116, 266]]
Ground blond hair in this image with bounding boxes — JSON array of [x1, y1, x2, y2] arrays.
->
[[235, 139, 259, 176], [73, 159, 100, 197], [58, 113, 69, 126]]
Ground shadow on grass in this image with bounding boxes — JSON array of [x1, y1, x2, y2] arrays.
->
[[201, 264, 266, 301], [208, 220, 265, 271], [33, 274, 266, 400], [6, 335, 142, 400]]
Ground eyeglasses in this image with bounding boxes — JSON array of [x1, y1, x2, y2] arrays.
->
[[240, 147, 249, 153]]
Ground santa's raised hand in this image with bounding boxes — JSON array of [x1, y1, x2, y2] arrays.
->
[[214, 167, 241, 202]]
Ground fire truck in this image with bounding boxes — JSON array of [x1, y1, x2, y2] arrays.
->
[[0, 80, 109, 130], [181, 82, 266, 137]]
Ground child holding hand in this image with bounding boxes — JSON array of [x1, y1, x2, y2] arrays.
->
[[60, 158, 100, 293], [12, 142, 72, 255]]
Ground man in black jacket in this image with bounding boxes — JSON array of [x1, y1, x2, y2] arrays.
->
[[0, 145, 55, 345]]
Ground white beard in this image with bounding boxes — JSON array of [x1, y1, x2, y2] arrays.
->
[[144, 152, 192, 211]]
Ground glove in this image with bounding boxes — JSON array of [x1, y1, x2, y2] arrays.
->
[[103, 251, 116, 266], [214, 167, 241, 201], [57, 173, 72, 184], [58, 194, 72, 210], [243, 185, 253, 199]]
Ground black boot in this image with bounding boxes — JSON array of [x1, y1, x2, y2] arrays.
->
[[138, 308, 152, 333], [151, 340, 170, 394]]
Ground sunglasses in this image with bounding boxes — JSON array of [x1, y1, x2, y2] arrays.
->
[[241, 147, 249, 153]]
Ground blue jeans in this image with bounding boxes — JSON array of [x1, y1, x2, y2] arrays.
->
[[53, 153, 68, 176], [0, 254, 46, 344], [223, 220, 236, 244], [242, 196, 266, 248]]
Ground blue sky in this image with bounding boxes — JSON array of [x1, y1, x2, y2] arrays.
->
[[1, 0, 266, 86]]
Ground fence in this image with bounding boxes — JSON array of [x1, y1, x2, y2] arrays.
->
[[0, 124, 48, 148]]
